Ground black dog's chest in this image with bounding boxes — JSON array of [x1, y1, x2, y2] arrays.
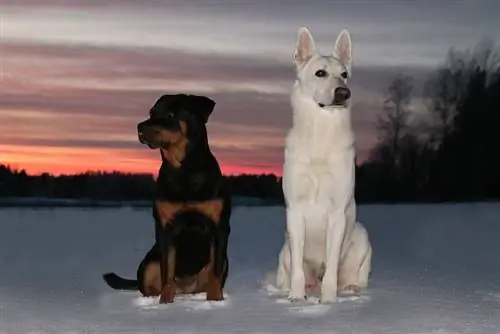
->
[[189, 173, 205, 191], [162, 172, 213, 201]]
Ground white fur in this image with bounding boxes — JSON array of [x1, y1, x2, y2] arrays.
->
[[276, 27, 372, 304]]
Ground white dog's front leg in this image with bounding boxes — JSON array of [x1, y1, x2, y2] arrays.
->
[[286, 206, 306, 301], [321, 209, 346, 303]]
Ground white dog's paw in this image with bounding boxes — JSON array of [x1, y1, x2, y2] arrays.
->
[[319, 293, 338, 304], [288, 293, 306, 302], [288, 286, 306, 302], [338, 284, 361, 297], [288, 273, 306, 301], [320, 282, 338, 304]]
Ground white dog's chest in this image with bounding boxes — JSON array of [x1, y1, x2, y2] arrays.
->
[[302, 209, 329, 264], [286, 109, 352, 161], [298, 202, 351, 268]]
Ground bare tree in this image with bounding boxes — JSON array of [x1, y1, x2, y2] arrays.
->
[[423, 40, 500, 146], [470, 38, 500, 75], [373, 72, 414, 167], [423, 66, 461, 144]]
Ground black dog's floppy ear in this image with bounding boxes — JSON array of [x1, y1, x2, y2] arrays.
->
[[186, 95, 216, 124]]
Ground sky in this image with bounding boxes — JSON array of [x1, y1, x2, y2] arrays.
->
[[1, 0, 498, 176]]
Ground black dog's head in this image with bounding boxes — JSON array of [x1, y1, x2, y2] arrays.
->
[[137, 94, 216, 167]]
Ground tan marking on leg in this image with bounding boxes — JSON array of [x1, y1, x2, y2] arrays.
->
[[155, 200, 184, 227], [159, 246, 176, 303], [206, 243, 223, 301], [142, 262, 161, 297]]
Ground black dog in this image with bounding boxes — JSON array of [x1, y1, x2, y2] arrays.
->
[[102, 94, 231, 303]]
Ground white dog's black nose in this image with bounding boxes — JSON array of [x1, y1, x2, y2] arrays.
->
[[334, 87, 351, 104]]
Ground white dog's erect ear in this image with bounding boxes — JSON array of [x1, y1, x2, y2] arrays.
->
[[334, 29, 352, 72], [293, 26, 316, 67]]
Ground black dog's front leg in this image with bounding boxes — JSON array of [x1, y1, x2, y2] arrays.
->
[[205, 225, 229, 301], [159, 224, 176, 303], [205, 217, 230, 301]]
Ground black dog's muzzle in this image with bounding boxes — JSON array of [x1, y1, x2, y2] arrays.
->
[[137, 119, 168, 149], [137, 120, 154, 145], [137, 115, 180, 146]]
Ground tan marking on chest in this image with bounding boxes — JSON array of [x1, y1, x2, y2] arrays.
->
[[155, 199, 224, 227]]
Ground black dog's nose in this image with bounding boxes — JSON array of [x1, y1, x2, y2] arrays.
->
[[137, 122, 152, 144], [334, 86, 351, 104], [137, 122, 149, 138], [138, 123, 160, 137]]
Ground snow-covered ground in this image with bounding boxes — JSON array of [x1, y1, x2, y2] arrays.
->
[[1, 203, 500, 334]]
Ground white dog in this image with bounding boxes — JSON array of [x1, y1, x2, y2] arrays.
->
[[275, 27, 372, 304]]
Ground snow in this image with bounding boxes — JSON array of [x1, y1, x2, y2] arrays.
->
[[1, 203, 500, 333]]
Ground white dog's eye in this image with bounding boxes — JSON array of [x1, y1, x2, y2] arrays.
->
[[314, 69, 328, 78], [341, 71, 348, 79]]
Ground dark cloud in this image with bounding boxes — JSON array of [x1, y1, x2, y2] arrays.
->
[[5, 0, 496, 44], [2, 40, 432, 114], [0, 0, 141, 8], [1, 137, 140, 150], [3, 41, 294, 83], [3, 40, 433, 93]]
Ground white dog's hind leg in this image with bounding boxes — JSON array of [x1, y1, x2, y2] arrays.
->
[[357, 241, 372, 289], [338, 223, 372, 295], [276, 243, 291, 293]]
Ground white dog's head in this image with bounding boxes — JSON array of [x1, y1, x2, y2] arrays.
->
[[293, 27, 352, 109]]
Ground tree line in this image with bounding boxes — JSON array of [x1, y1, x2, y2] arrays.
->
[[357, 40, 500, 203], [0, 166, 284, 203], [1, 41, 499, 204]]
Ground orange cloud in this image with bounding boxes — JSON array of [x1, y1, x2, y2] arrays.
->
[[1, 143, 280, 177]]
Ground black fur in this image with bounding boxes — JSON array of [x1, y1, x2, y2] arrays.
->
[[102, 94, 231, 294]]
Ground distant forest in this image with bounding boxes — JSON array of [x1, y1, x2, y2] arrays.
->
[[1, 41, 500, 205]]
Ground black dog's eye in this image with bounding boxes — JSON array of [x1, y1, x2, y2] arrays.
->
[[314, 69, 328, 78], [341, 71, 348, 79], [166, 112, 175, 118]]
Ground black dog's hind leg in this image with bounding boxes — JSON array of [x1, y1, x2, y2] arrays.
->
[[215, 199, 231, 286], [159, 224, 176, 303], [214, 226, 230, 279], [206, 195, 231, 301]]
